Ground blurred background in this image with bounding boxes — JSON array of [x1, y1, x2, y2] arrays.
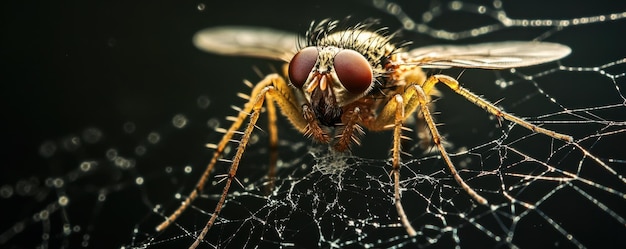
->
[[2, 0, 624, 248]]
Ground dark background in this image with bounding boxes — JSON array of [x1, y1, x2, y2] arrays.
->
[[2, 0, 625, 248]]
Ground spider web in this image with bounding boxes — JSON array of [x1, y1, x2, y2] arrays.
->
[[2, 0, 625, 248]]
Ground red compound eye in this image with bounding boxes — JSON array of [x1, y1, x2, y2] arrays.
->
[[288, 47, 318, 88], [334, 49, 372, 94]]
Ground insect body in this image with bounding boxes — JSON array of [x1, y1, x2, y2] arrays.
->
[[158, 19, 573, 248]]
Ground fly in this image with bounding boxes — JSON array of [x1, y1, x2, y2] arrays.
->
[[157, 19, 573, 248]]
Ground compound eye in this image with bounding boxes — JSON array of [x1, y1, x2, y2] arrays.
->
[[334, 49, 373, 94], [288, 47, 318, 88]]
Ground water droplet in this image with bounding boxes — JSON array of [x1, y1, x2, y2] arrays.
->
[[13, 222, 25, 233], [61, 135, 82, 151], [115, 157, 135, 169], [106, 149, 119, 160], [135, 145, 147, 156], [477, 5, 486, 14], [172, 114, 188, 128], [82, 127, 103, 144], [197, 3, 206, 11], [493, 0, 502, 8], [39, 141, 57, 158], [403, 19, 415, 30], [197, 95, 211, 109], [249, 134, 259, 145], [207, 118, 220, 129], [58, 195, 69, 206], [80, 161, 95, 172], [63, 224, 71, 235], [123, 122, 136, 134], [39, 210, 50, 220], [52, 178, 64, 188], [0, 185, 14, 198], [450, 1, 463, 10], [16, 178, 39, 196], [147, 132, 161, 144]]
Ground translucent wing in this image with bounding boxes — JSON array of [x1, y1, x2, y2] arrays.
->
[[407, 41, 571, 69], [193, 26, 301, 62]]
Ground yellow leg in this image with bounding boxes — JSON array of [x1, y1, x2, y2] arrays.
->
[[366, 73, 575, 236], [389, 94, 418, 236], [408, 85, 489, 205], [188, 83, 309, 248], [423, 74, 573, 142], [366, 80, 489, 238], [265, 94, 278, 192], [155, 74, 305, 235], [189, 86, 267, 248]]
